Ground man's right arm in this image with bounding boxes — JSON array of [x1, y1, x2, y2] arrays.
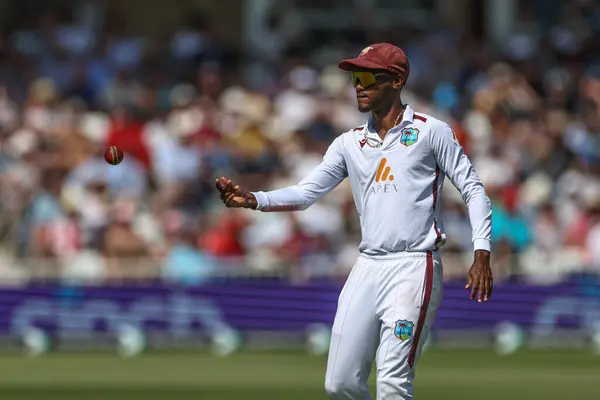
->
[[251, 136, 348, 212]]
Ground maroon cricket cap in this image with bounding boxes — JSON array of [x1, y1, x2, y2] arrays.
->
[[338, 43, 410, 84]]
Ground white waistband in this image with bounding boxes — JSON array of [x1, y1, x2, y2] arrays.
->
[[359, 250, 434, 261]]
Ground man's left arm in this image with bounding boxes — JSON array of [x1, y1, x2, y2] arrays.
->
[[429, 122, 493, 302]]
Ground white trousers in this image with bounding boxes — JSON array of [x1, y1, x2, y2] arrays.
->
[[325, 251, 443, 399]]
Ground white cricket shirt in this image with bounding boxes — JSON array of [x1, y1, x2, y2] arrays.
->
[[252, 105, 492, 255]]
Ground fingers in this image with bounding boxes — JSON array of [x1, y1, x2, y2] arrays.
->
[[216, 177, 248, 209], [482, 277, 489, 302], [466, 271, 477, 300], [467, 262, 494, 303], [469, 273, 493, 303], [215, 177, 229, 192], [477, 275, 485, 303], [225, 193, 249, 208], [216, 177, 233, 190], [467, 271, 477, 300], [224, 193, 237, 207], [216, 177, 236, 202], [484, 277, 492, 302], [470, 280, 477, 300], [465, 274, 475, 300]]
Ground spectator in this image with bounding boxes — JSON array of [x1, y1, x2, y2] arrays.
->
[[102, 197, 151, 280], [162, 210, 216, 285], [0, 0, 598, 284]]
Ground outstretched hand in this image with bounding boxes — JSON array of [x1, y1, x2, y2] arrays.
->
[[215, 177, 257, 209], [465, 250, 493, 303]]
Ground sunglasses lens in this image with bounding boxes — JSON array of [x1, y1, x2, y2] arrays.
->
[[351, 72, 377, 88]]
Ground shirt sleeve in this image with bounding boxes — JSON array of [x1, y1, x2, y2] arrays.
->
[[251, 136, 348, 212], [430, 123, 492, 252]]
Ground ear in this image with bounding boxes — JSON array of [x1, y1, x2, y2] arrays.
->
[[392, 75, 404, 89]]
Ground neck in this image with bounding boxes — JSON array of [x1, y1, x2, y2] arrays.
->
[[372, 99, 405, 137]]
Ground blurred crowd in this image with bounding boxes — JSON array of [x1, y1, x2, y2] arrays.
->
[[0, 2, 599, 285]]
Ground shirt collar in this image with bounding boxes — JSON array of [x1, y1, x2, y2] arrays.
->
[[365, 104, 414, 135], [402, 104, 414, 125]]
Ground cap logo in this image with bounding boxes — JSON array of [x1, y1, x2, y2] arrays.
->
[[359, 47, 373, 56]]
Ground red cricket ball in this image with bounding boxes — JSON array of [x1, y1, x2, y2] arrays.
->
[[104, 145, 124, 165]]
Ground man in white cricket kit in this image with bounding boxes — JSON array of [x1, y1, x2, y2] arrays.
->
[[216, 43, 493, 399]]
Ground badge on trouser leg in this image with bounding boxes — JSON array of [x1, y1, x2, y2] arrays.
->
[[394, 320, 415, 341]]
